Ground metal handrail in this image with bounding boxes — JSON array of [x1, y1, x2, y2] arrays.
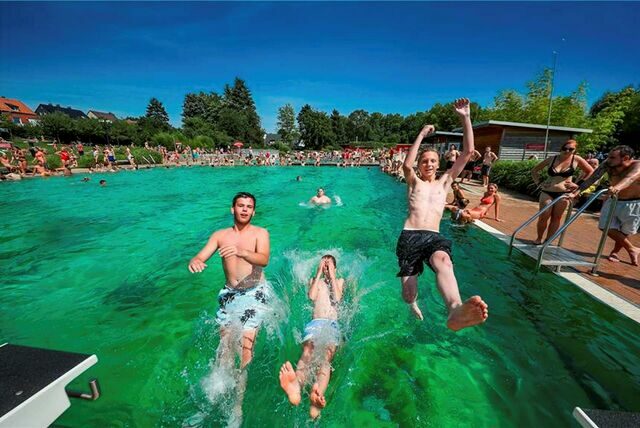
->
[[508, 193, 573, 255], [535, 188, 616, 272]]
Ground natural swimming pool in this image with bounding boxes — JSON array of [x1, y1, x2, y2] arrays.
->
[[1, 166, 639, 427]]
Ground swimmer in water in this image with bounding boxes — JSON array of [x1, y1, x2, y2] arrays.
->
[[279, 255, 344, 419], [310, 188, 331, 205]]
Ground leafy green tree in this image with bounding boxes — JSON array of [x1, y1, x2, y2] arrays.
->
[[41, 112, 75, 143], [617, 88, 640, 151], [182, 116, 216, 139], [145, 98, 170, 129], [490, 90, 526, 122], [425, 102, 459, 131], [110, 120, 137, 145], [297, 105, 334, 149], [218, 107, 250, 142], [368, 112, 385, 141], [401, 112, 428, 144], [331, 109, 349, 146], [277, 104, 299, 146], [76, 118, 106, 144], [347, 109, 371, 142], [582, 86, 637, 152], [0, 114, 18, 139], [182, 91, 223, 125]]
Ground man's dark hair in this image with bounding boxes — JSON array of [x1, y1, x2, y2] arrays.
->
[[610, 145, 635, 160], [232, 191, 256, 207]]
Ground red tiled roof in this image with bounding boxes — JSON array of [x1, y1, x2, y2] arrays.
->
[[0, 97, 37, 116]]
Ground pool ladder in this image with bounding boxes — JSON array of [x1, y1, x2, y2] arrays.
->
[[508, 188, 618, 275]]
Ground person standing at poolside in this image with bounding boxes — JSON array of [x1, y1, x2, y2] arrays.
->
[[310, 188, 332, 205], [481, 146, 498, 187], [396, 98, 488, 330], [279, 255, 345, 419], [188, 192, 271, 411], [444, 144, 460, 170], [460, 149, 481, 183], [531, 139, 593, 245], [570, 145, 640, 266]]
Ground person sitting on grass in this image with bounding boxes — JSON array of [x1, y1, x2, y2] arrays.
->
[[0, 151, 18, 173], [279, 255, 344, 420], [395, 98, 488, 329], [450, 183, 503, 224]]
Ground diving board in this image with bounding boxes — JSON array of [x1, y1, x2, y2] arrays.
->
[[0, 343, 99, 427]]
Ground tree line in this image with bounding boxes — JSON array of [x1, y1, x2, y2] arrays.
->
[[280, 69, 639, 153], [2, 71, 638, 153]]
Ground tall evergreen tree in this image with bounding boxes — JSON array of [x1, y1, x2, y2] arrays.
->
[[145, 98, 170, 129], [330, 109, 348, 146], [220, 78, 262, 145]]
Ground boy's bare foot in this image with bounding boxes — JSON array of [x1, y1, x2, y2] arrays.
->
[[629, 248, 639, 266], [447, 296, 488, 331], [309, 405, 321, 420], [533, 239, 544, 245], [278, 362, 301, 406], [608, 252, 621, 263], [309, 384, 326, 419], [408, 301, 424, 320]]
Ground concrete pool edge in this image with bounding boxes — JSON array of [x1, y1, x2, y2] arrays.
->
[[473, 220, 640, 324]]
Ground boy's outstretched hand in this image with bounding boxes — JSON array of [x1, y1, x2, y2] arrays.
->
[[453, 98, 471, 118]]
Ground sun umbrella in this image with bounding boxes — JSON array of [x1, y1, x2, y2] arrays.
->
[[233, 141, 244, 148]]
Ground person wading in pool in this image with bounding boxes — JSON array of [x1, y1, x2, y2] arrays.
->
[[188, 192, 271, 414], [310, 188, 332, 205], [279, 254, 345, 419], [396, 98, 488, 330]]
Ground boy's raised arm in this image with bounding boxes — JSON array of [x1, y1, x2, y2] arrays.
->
[[447, 99, 475, 181]]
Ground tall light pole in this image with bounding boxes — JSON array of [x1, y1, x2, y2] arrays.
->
[[542, 50, 558, 159]]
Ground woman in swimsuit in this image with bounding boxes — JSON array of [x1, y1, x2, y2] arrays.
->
[[531, 139, 593, 244], [452, 183, 502, 223], [32, 148, 50, 177], [14, 148, 27, 175]]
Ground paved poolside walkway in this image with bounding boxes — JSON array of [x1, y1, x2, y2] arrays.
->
[[457, 181, 640, 308]]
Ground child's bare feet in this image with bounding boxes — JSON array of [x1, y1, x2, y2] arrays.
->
[[447, 296, 488, 331], [278, 362, 301, 406], [309, 384, 326, 419]]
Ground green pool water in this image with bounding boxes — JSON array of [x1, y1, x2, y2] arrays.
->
[[1, 167, 639, 427]]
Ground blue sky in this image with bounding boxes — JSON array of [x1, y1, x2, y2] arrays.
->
[[1, 2, 638, 132]]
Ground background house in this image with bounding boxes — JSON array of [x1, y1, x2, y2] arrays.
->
[[263, 132, 282, 146], [87, 110, 118, 123], [0, 96, 39, 125], [36, 103, 87, 119], [455, 120, 592, 160]]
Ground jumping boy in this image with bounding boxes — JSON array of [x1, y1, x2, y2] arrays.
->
[[396, 98, 488, 331]]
